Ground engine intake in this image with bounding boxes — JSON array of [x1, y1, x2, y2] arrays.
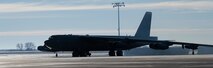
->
[[37, 46, 52, 51]]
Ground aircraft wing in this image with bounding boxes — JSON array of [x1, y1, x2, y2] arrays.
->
[[84, 36, 213, 49], [167, 41, 213, 47], [129, 38, 213, 49], [131, 39, 213, 55], [133, 39, 213, 46], [80, 35, 213, 55]]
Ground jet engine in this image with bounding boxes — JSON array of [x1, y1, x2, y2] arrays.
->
[[182, 45, 199, 55], [183, 45, 198, 49], [149, 43, 170, 50], [37, 46, 52, 51]]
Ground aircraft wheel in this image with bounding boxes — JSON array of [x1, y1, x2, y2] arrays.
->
[[192, 50, 195, 55], [72, 51, 79, 57], [86, 51, 91, 57], [109, 50, 116, 56], [116, 50, 123, 56], [55, 53, 58, 57], [79, 52, 87, 57]]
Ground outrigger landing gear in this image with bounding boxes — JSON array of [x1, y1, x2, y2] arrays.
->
[[192, 49, 195, 55], [191, 49, 198, 55], [183, 45, 198, 55]]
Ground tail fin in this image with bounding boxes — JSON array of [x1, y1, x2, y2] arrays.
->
[[134, 12, 152, 39]]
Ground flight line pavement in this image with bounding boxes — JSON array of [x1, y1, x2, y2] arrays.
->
[[0, 54, 213, 68]]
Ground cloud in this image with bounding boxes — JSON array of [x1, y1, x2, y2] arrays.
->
[[151, 28, 213, 35], [0, 29, 119, 36], [128, 1, 213, 11], [0, 1, 212, 13], [0, 3, 111, 13]]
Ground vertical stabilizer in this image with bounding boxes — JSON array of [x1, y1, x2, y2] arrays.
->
[[134, 12, 152, 39]]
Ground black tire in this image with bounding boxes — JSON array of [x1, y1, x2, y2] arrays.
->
[[72, 51, 79, 57], [55, 53, 58, 57], [87, 52, 91, 57], [116, 50, 123, 56], [109, 50, 116, 56], [79, 52, 87, 57]]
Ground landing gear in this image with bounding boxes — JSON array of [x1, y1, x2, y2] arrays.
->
[[192, 49, 195, 55], [87, 52, 91, 57], [72, 51, 79, 57], [109, 50, 116, 56], [55, 52, 58, 57], [183, 45, 198, 55], [116, 50, 123, 56], [188, 49, 198, 55], [191, 49, 198, 55], [109, 50, 123, 56], [72, 51, 91, 57]]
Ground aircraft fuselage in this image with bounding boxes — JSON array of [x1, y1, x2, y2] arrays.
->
[[43, 35, 143, 51]]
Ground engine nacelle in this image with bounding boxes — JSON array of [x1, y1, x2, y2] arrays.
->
[[37, 46, 52, 52], [149, 44, 169, 50], [184, 45, 198, 49]]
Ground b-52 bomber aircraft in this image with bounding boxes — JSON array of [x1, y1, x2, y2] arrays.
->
[[38, 12, 213, 57]]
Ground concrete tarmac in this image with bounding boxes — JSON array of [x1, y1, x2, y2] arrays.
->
[[0, 54, 213, 68]]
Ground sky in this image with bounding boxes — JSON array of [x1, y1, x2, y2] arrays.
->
[[0, 0, 213, 49]]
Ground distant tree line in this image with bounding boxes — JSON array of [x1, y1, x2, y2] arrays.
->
[[16, 42, 36, 51]]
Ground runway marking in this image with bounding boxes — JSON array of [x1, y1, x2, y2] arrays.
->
[[0, 55, 213, 68], [0, 61, 213, 67]]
